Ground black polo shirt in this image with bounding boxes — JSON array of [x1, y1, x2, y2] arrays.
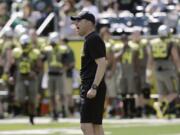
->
[[80, 31, 106, 81]]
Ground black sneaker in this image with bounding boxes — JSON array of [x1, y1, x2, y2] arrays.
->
[[0, 114, 4, 119], [29, 115, 34, 125], [176, 108, 180, 118], [52, 111, 58, 121]]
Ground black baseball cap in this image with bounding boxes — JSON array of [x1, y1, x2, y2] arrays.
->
[[70, 11, 95, 24]]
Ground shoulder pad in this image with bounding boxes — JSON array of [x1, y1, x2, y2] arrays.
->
[[0, 39, 4, 45], [128, 41, 139, 50], [112, 42, 124, 52], [150, 38, 161, 45], [109, 39, 115, 45], [105, 42, 112, 48], [140, 39, 148, 45], [29, 49, 40, 60], [37, 37, 46, 44], [37, 37, 47, 49], [32, 49, 40, 56], [43, 45, 53, 52], [105, 42, 112, 52], [12, 48, 22, 58], [60, 45, 68, 53]]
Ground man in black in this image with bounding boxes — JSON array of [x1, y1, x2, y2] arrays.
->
[[71, 11, 107, 135]]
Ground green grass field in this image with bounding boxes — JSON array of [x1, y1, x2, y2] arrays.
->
[[0, 118, 180, 135]]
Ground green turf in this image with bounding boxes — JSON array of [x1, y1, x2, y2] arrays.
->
[[0, 123, 77, 131], [0, 122, 180, 135], [105, 123, 180, 135]]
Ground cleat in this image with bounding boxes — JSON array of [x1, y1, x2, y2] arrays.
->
[[153, 102, 163, 118], [52, 111, 58, 121], [29, 115, 34, 125]]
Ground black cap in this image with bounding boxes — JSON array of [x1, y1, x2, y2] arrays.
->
[[70, 11, 95, 24]]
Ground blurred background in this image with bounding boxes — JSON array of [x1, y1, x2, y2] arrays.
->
[[0, 0, 179, 131]]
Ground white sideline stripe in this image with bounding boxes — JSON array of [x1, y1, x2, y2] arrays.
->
[[104, 118, 180, 124], [0, 128, 82, 135], [159, 134, 180, 135], [1, 118, 180, 125], [0, 90, 8, 96], [106, 123, 180, 128], [0, 128, 111, 135], [0, 90, 159, 99]]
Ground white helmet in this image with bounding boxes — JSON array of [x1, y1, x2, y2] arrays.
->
[[19, 34, 31, 45], [14, 24, 27, 37], [48, 32, 59, 44], [158, 25, 170, 37], [4, 27, 13, 37]]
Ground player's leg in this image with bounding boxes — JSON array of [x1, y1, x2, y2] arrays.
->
[[153, 76, 165, 118], [48, 76, 57, 120], [66, 77, 74, 116], [15, 79, 26, 115], [58, 74, 69, 117], [163, 74, 178, 115], [128, 76, 136, 118], [28, 79, 38, 125], [105, 75, 117, 117]]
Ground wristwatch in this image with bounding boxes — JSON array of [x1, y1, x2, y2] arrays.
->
[[91, 84, 98, 90]]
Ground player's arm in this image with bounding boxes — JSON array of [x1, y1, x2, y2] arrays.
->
[[147, 44, 154, 70], [171, 45, 180, 72], [114, 47, 125, 60], [110, 51, 116, 75], [146, 44, 154, 82], [133, 49, 140, 75]]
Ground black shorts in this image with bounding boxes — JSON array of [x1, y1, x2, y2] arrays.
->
[[80, 80, 106, 124]]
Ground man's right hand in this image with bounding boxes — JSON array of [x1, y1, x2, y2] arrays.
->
[[87, 88, 97, 99]]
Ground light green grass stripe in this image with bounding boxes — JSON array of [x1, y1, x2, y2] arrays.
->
[[0, 122, 180, 135], [0, 123, 77, 131]]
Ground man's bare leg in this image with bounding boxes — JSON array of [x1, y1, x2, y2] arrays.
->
[[94, 124, 104, 135], [81, 123, 94, 135]]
